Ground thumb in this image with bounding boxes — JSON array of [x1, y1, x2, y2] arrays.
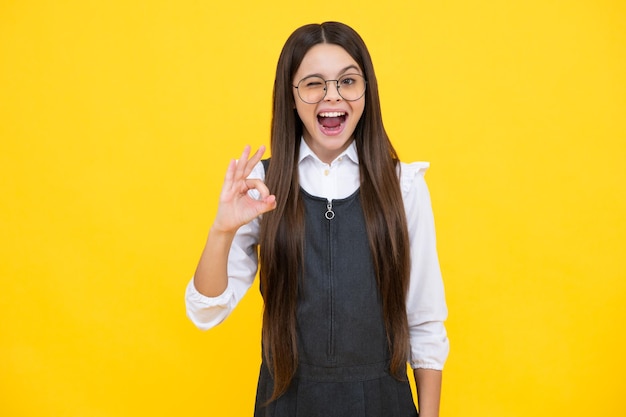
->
[[256, 195, 277, 215]]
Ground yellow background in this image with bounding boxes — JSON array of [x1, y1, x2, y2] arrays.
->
[[1, 1, 625, 416]]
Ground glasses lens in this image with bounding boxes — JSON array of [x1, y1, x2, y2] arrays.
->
[[337, 74, 366, 101], [297, 76, 326, 104]]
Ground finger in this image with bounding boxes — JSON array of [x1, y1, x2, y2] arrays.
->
[[222, 158, 237, 190], [234, 145, 252, 181], [245, 178, 271, 199], [256, 194, 277, 215], [247, 193, 277, 218], [242, 145, 267, 178]]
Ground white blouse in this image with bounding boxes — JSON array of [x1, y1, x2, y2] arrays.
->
[[185, 140, 449, 370]]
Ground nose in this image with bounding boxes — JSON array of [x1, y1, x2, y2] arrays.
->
[[324, 80, 341, 101]]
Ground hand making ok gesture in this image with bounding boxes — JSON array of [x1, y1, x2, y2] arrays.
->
[[212, 145, 276, 234]]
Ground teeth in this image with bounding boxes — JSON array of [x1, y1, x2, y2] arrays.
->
[[318, 111, 345, 117]]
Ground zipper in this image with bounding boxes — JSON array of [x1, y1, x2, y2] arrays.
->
[[325, 199, 335, 220], [327, 198, 335, 360]]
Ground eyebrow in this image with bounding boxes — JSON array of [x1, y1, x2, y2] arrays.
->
[[303, 65, 362, 79]]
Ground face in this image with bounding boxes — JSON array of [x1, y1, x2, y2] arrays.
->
[[292, 43, 365, 164]]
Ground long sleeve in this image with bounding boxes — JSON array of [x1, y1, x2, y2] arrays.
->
[[184, 163, 265, 330], [400, 162, 450, 370]]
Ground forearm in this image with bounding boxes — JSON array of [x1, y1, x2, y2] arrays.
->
[[413, 368, 442, 417], [193, 226, 237, 297]]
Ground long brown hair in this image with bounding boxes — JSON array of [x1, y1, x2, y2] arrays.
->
[[259, 21, 411, 401]]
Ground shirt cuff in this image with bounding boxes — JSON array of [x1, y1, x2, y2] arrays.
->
[[408, 320, 450, 370], [185, 278, 234, 330]]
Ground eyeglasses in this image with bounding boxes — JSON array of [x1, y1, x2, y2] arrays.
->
[[293, 73, 367, 104]]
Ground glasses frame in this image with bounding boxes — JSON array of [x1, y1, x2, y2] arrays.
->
[[292, 73, 367, 104]]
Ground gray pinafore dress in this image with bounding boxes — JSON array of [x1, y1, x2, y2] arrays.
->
[[254, 181, 418, 417]]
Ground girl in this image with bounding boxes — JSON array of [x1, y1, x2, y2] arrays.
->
[[186, 22, 449, 417]]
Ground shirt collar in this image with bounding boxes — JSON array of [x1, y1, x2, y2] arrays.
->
[[298, 137, 360, 165]]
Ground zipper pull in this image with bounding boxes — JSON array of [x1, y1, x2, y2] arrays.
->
[[325, 200, 335, 220]]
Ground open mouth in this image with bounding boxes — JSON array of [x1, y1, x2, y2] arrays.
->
[[317, 111, 347, 134]]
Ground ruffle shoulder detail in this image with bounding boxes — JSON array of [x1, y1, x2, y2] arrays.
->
[[399, 161, 430, 197]]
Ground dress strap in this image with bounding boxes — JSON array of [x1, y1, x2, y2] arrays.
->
[[261, 158, 270, 173]]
